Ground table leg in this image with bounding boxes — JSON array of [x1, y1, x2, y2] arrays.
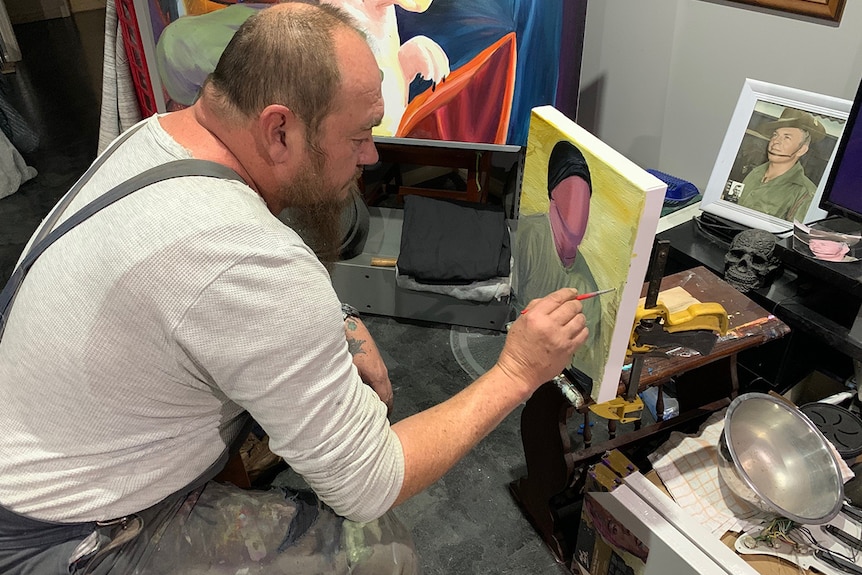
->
[[583, 409, 592, 448]]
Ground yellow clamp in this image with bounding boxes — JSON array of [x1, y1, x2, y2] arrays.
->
[[628, 302, 729, 354], [589, 395, 644, 424]]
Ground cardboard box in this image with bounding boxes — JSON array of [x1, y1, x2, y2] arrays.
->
[[582, 450, 638, 494], [601, 450, 638, 480], [782, 370, 847, 406]]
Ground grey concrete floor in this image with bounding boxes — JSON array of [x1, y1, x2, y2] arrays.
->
[[361, 316, 572, 574]]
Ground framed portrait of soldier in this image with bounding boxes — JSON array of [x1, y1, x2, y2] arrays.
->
[[702, 79, 851, 234]]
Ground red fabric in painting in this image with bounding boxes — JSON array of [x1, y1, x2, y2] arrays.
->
[[397, 33, 517, 145]]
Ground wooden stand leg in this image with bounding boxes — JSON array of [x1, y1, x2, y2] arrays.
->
[[509, 381, 577, 562], [583, 409, 592, 448]]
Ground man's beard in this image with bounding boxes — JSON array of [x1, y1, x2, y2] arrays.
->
[[276, 152, 360, 271]]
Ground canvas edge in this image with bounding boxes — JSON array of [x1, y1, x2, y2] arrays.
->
[[532, 106, 667, 190], [132, 0, 169, 114], [596, 184, 665, 404]]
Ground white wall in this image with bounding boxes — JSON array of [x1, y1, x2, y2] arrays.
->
[[578, 0, 862, 192]]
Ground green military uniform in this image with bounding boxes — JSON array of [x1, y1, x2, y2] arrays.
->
[[513, 213, 602, 383], [737, 161, 816, 222]]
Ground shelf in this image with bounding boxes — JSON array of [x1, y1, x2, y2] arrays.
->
[[331, 207, 512, 331], [776, 235, 862, 299]]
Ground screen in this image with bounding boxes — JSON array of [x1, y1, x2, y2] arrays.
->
[[820, 76, 862, 219]]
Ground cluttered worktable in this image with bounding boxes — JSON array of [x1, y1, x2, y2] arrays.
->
[[659, 218, 862, 393], [510, 265, 791, 570], [617, 265, 789, 414]]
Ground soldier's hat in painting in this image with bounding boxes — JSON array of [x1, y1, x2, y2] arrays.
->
[[548, 140, 592, 198]]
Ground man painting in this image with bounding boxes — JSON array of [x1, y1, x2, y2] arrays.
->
[[0, 4, 588, 573]]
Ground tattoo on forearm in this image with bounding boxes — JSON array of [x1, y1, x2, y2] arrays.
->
[[347, 337, 367, 356], [346, 318, 358, 331]]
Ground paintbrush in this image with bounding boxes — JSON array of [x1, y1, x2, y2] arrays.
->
[[574, 287, 615, 301], [513, 287, 614, 326]]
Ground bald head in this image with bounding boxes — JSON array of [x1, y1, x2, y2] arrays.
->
[[206, 1, 367, 139]]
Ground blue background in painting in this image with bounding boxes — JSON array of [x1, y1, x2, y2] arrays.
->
[[396, 0, 564, 146]]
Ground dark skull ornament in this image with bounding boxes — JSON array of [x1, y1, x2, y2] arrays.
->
[[724, 229, 780, 292]]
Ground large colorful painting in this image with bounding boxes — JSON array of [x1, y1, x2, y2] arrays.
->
[[513, 107, 666, 404], [134, 0, 586, 146]]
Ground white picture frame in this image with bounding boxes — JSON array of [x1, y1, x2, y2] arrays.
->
[[702, 79, 851, 234]]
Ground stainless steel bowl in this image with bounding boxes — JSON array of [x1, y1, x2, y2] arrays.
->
[[717, 393, 844, 524]]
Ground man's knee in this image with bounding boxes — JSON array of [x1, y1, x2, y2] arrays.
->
[[342, 511, 420, 575]]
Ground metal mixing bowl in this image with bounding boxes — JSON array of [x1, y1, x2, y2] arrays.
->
[[717, 393, 844, 524]]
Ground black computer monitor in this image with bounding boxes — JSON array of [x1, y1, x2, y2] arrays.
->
[[820, 75, 862, 223]]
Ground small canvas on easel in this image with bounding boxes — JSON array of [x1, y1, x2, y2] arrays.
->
[[513, 106, 666, 403]]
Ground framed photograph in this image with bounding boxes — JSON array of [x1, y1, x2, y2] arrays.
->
[[728, 0, 846, 22], [702, 79, 852, 233]]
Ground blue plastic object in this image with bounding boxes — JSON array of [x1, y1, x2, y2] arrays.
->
[[647, 169, 699, 205], [639, 386, 679, 421]]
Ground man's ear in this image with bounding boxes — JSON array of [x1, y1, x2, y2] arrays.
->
[[258, 104, 304, 164], [796, 142, 810, 159]]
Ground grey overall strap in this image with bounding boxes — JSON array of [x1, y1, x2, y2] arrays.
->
[[0, 159, 244, 337]]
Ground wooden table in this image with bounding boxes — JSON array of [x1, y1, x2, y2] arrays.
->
[[509, 266, 790, 569]]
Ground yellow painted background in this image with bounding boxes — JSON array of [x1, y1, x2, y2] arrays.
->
[[519, 109, 650, 388]]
